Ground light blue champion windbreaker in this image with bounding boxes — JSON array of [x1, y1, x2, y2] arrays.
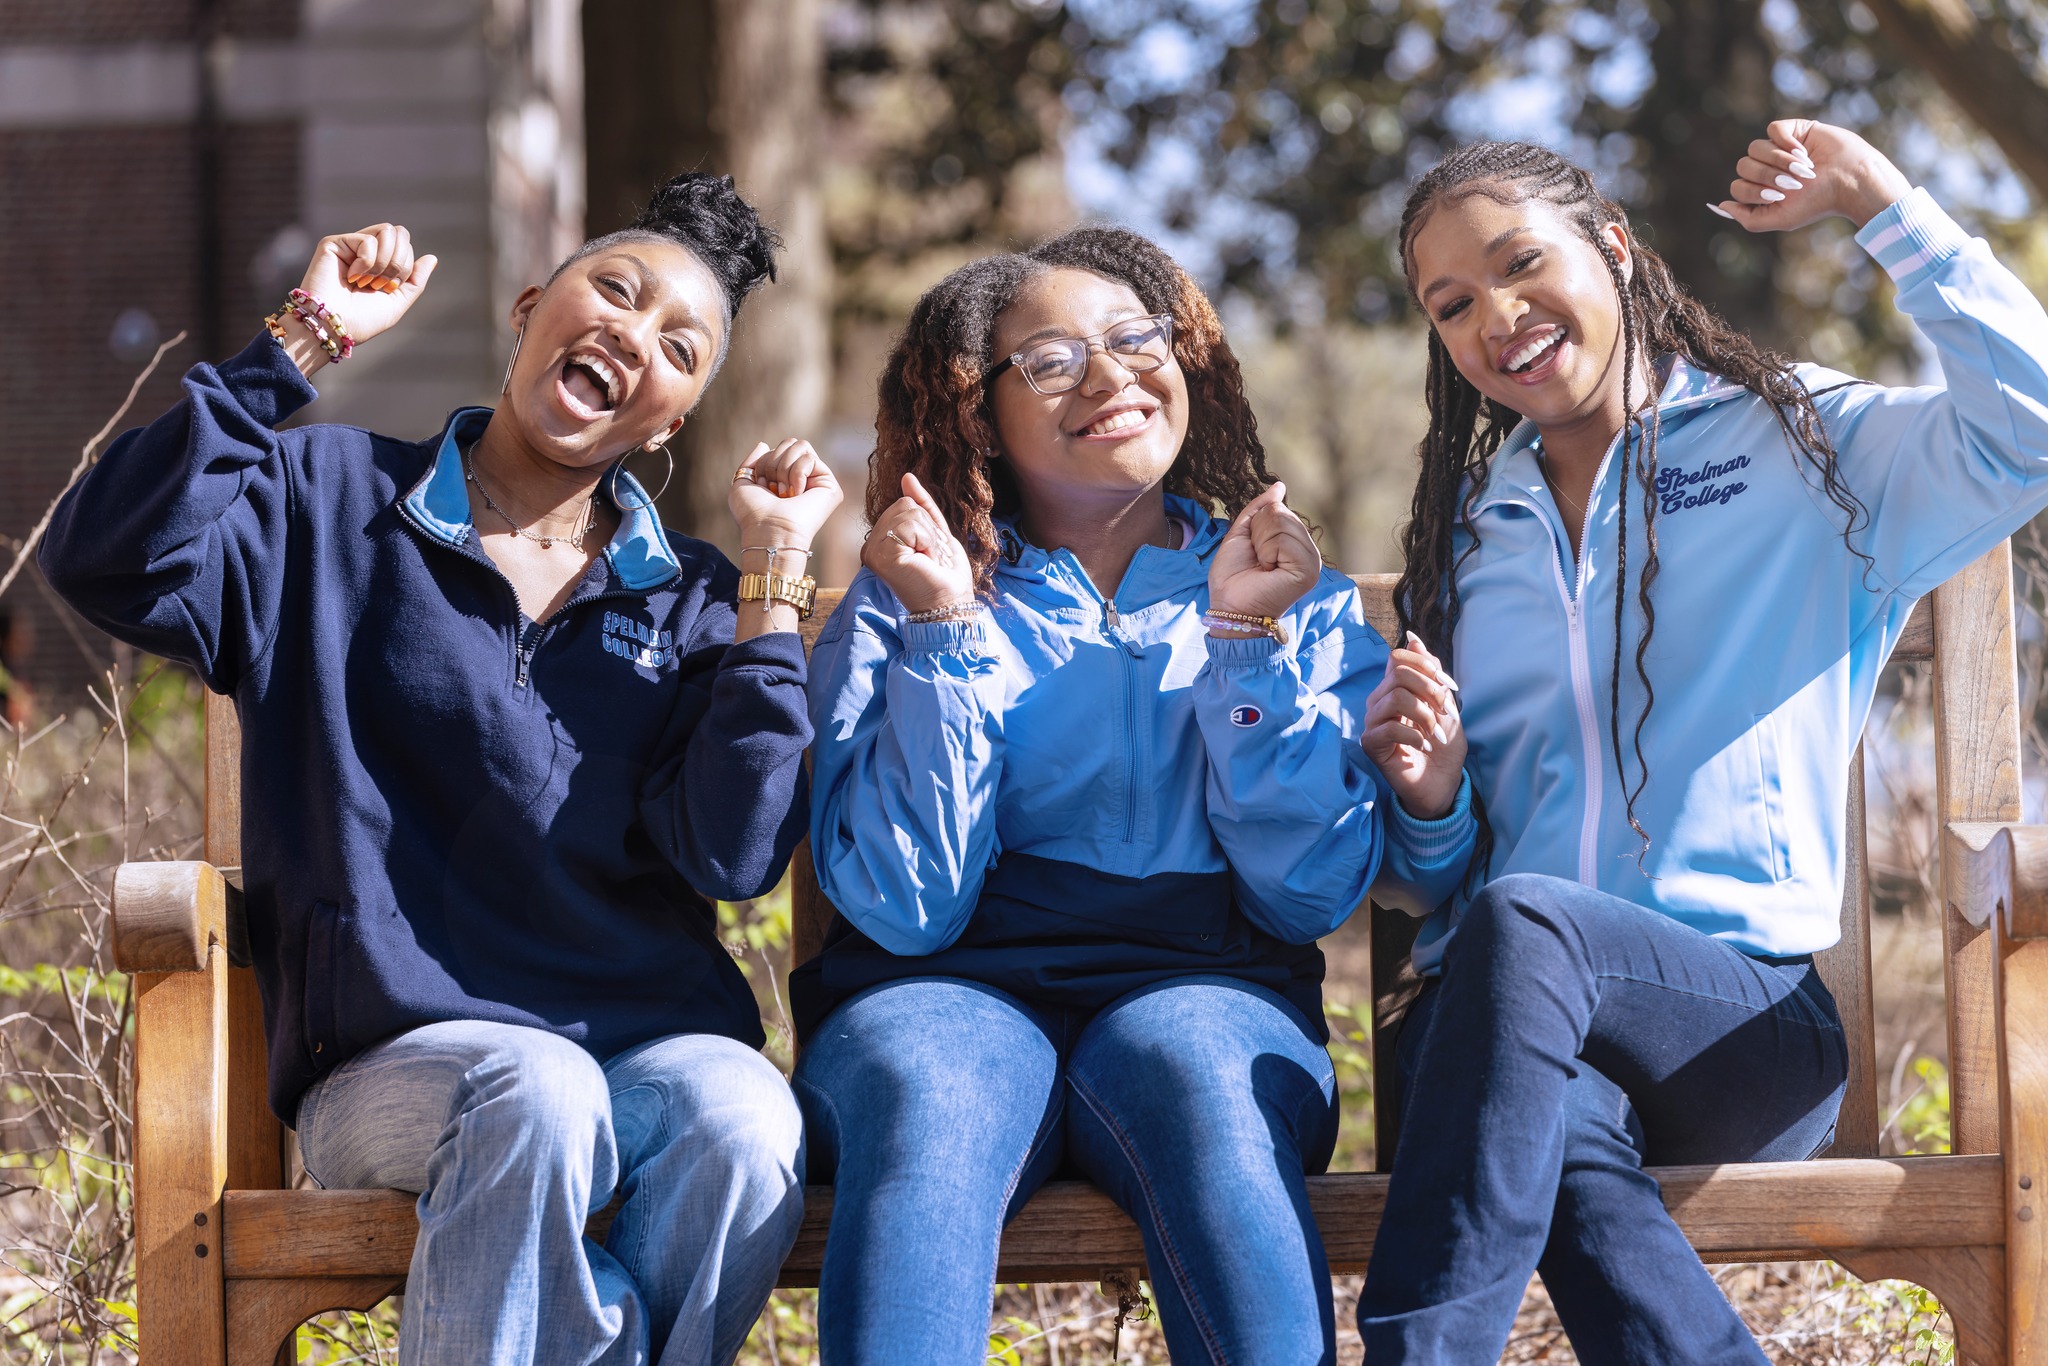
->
[[1413, 187, 2048, 973], [807, 498, 1479, 956]]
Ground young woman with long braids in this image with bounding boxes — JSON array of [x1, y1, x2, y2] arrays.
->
[[791, 227, 1473, 1362], [41, 175, 842, 1364], [1357, 123, 2048, 1360]]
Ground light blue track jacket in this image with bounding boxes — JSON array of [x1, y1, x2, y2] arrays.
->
[[807, 497, 1478, 958], [1415, 187, 2048, 972]]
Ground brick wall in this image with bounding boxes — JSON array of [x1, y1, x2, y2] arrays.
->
[[0, 0, 304, 706]]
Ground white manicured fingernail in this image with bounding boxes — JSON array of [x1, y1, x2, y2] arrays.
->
[[1790, 161, 1816, 179], [1759, 188, 1785, 203], [1774, 174, 1802, 191], [1706, 202, 1737, 220]]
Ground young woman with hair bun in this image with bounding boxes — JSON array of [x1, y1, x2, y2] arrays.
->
[[792, 226, 1474, 1362], [1359, 123, 2048, 1361], [41, 174, 840, 1365]]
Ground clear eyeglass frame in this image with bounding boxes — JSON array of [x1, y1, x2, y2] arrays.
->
[[983, 314, 1175, 396]]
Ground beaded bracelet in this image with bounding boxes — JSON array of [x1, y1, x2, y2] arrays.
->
[[287, 288, 354, 361], [1201, 609, 1289, 646], [266, 298, 346, 363], [905, 599, 981, 624]]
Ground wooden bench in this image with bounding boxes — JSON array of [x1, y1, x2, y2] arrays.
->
[[113, 548, 2048, 1365]]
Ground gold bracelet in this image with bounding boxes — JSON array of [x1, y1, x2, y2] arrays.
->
[[737, 571, 817, 619], [1201, 609, 1288, 646]]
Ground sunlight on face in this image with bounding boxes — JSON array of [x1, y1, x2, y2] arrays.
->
[[504, 237, 728, 469], [1409, 192, 1635, 435], [986, 268, 1191, 515]]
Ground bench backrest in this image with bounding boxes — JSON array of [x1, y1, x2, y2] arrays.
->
[[202, 551, 2022, 1185]]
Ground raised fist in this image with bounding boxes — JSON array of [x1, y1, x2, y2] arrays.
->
[[1711, 120, 1913, 232], [1208, 482, 1321, 622], [862, 472, 976, 614], [293, 224, 437, 349]]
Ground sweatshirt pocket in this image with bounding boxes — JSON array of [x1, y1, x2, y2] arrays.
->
[[1752, 713, 1793, 883], [302, 899, 348, 1067]]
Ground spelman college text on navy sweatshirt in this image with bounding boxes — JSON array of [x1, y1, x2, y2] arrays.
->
[[39, 334, 812, 1123]]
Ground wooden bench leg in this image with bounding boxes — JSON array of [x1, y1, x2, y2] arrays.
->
[[133, 959, 230, 1366], [226, 1277, 404, 1366], [1835, 1246, 2007, 1365]]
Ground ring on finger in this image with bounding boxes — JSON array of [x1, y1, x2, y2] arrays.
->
[[733, 468, 756, 484], [884, 529, 910, 550]]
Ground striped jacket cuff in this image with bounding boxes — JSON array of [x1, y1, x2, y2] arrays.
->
[[1387, 771, 1475, 863], [1856, 187, 1969, 292]]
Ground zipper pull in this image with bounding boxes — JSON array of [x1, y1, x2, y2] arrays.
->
[[1103, 599, 1119, 632]]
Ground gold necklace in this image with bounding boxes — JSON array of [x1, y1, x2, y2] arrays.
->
[[463, 445, 596, 551], [1536, 449, 1586, 517]]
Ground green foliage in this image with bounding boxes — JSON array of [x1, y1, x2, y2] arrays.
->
[[0, 962, 129, 1009], [1323, 994, 1378, 1171], [1894, 1057, 1952, 1156]]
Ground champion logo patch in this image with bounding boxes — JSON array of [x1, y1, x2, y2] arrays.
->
[[1230, 705, 1262, 728]]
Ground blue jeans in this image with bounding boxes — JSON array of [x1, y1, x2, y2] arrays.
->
[[294, 1021, 805, 1366], [793, 975, 1340, 1364], [1357, 874, 1848, 1364]]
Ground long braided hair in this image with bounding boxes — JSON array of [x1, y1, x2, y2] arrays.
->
[[869, 225, 1279, 593], [1395, 140, 1870, 866]]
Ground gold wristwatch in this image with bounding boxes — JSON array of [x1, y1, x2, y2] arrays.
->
[[737, 571, 818, 619]]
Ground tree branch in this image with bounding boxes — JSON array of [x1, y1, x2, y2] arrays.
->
[[1854, 0, 2048, 203]]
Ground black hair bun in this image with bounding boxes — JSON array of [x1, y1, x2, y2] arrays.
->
[[633, 173, 781, 318]]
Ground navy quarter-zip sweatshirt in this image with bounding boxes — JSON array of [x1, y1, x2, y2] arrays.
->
[[40, 333, 812, 1123]]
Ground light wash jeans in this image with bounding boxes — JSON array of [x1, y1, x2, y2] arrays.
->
[[294, 1020, 805, 1366], [794, 975, 1340, 1364]]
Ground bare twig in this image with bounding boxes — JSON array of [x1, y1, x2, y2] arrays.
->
[[0, 330, 186, 602]]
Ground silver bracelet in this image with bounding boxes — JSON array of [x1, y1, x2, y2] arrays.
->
[[905, 598, 981, 624], [741, 544, 811, 583]]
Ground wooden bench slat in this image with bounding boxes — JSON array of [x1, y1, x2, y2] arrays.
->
[[224, 1154, 2003, 1285]]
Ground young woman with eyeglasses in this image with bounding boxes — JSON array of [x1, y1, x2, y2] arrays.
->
[[788, 226, 1474, 1362], [1355, 123, 2048, 1361]]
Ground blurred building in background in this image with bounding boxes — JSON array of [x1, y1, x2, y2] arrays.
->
[[0, 0, 583, 699]]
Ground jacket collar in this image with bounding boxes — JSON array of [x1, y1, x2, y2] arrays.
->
[[990, 493, 1228, 586], [995, 497, 1228, 610], [1478, 354, 1753, 509], [400, 407, 683, 592]]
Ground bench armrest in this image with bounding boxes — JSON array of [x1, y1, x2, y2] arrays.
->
[[112, 860, 236, 972], [1945, 822, 2048, 939]]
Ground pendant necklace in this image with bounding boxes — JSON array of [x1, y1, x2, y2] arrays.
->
[[464, 442, 595, 551]]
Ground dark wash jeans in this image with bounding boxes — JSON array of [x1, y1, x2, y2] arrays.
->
[[1358, 874, 1848, 1364], [793, 974, 1341, 1364]]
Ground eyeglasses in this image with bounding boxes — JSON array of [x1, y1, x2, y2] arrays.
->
[[984, 314, 1175, 396]]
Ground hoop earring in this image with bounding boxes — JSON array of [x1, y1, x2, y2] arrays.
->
[[500, 328, 524, 395], [617, 440, 675, 506]]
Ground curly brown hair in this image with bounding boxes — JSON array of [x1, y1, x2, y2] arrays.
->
[[869, 225, 1278, 593]]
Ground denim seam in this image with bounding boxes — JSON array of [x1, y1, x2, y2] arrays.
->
[[1290, 1066, 1337, 1175], [1067, 1072, 1230, 1364], [1590, 969, 1847, 1025], [608, 1081, 669, 1269], [986, 1084, 1067, 1297]]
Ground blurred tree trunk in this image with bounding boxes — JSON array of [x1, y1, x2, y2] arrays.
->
[[1854, 0, 2048, 202], [1629, 0, 1787, 348], [582, 0, 831, 550]]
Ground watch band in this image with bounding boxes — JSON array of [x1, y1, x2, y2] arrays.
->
[[737, 571, 817, 619]]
